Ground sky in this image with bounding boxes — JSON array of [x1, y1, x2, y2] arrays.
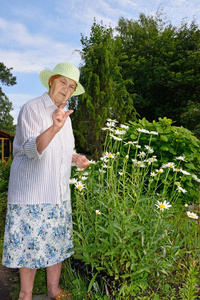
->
[[1, 0, 200, 124]]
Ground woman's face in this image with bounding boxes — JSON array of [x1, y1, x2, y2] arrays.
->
[[48, 75, 77, 107]]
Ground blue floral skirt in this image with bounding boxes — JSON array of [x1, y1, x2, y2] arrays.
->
[[2, 201, 74, 269]]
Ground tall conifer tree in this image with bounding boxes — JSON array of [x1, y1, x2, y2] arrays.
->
[[70, 20, 137, 159]]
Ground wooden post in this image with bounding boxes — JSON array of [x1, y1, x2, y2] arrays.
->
[[9, 139, 12, 160], [2, 138, 5, 163]]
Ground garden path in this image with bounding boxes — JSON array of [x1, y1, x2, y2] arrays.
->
[[0, 265, 50, 300], [33, 295, 50, 299], [0, 264, 18, 300]]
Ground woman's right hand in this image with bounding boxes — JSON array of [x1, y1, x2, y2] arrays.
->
[[52, 102, 73, 131], [36, 103, 73, 154]]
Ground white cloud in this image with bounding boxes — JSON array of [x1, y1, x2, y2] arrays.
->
[[0, 17, 83, 72], [7, 93, 35, 124]]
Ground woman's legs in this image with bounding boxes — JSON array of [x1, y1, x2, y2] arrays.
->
[[46, 262, 63, 298], [19, 267, 37, 300], [18, 262, 63, 299]]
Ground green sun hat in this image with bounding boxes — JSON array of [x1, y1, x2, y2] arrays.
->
[[40, 62, 85, 96]]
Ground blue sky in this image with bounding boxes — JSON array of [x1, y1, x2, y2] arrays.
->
[[1, 0, 200, 124]]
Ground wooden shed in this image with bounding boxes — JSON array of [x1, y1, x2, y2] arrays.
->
[[0, 130, 14, 163]]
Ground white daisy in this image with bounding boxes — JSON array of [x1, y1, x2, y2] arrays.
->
[[144, 145, 154, 153], [180, 169, 191, 175], [156, 168, 164, 174], [120, 124, 129, 130], [95, 210, 101, 215], [110, 133, 122, 141], [132, 159, 138, 164], [77, 168, 85, 172], [146, 156, 158, 164], [137, 151, 146, 158], [106, 118, 117, 123], [163, 162, 176, 169], [102, 127, 109, 131], [176, 156, 185, 161], [69, 178, 77, 184], [149, 131, 159, 135], [192, 174, 200, 183], [75, 181, 85, 191], [177, 186, 187, 193], [187, 211, 198, 219], [104, 152, 115, 158], [137, 128, 150, 134], [88, 159, 96, 164], [150, 172, 157, 177], [155, 200, 172, 211], [115, 129, 126, 135], [100, 157, 108, 162]]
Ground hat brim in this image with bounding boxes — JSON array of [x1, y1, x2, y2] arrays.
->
[[40, 69, 85, 96]]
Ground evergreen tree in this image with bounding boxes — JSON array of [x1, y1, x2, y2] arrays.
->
[[0, 62, 16, 134], [70, 20, 137, 159]]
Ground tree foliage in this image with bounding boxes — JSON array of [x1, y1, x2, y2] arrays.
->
[[71, 11, 200, 158], [0, 62, 16, 134], [115, 12, 200, 124], [70, 20, 137, 159]]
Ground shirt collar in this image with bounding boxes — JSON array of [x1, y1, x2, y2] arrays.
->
[[42, 92, 57, 109]]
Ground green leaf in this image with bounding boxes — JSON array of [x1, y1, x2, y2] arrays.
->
[[160, 135, 168, 142], [87, 272, 98, 293], [185, 162, 195, 170], [160, 146, 169, 151]]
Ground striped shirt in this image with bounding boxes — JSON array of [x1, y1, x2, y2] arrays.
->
[[8, 92, 75, 204]]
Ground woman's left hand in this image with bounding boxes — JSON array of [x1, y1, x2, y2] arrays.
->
[[73, 154, 90, 169]]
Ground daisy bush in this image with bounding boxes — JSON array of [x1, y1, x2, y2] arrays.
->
[[69, 117, 200, 298]]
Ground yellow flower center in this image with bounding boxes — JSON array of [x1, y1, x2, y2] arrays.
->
[[77, 186, 82, 189], [158, 170, 163, 173], [189, 214, 194, 218], [107, 154, 112, 157], [159, 204, 165, 209]]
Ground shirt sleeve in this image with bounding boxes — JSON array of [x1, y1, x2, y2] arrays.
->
[[15, 101, 44, 159]]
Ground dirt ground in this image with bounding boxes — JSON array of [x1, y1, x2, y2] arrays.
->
[[0, 264, 18, 300]]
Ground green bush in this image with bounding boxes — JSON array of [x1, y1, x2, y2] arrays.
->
[[0, 161, 11, 197], [121, 117, 200, 204], [69, 118, 200, 298]]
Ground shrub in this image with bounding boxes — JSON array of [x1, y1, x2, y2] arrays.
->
[[70, 118, 200, 298]]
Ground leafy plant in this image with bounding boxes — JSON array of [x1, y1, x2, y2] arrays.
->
[[122, 117, 200, 204], [70, 118, 200, 298], [179, 259, 199, 300]]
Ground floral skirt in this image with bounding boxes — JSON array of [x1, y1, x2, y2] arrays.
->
[[2, 201, 74, 269]]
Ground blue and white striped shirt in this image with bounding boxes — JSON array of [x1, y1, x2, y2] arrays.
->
[[8, 92, 75, 204]]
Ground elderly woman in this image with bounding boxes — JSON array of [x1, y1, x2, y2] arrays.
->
[[2, 62, 89, 300]]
